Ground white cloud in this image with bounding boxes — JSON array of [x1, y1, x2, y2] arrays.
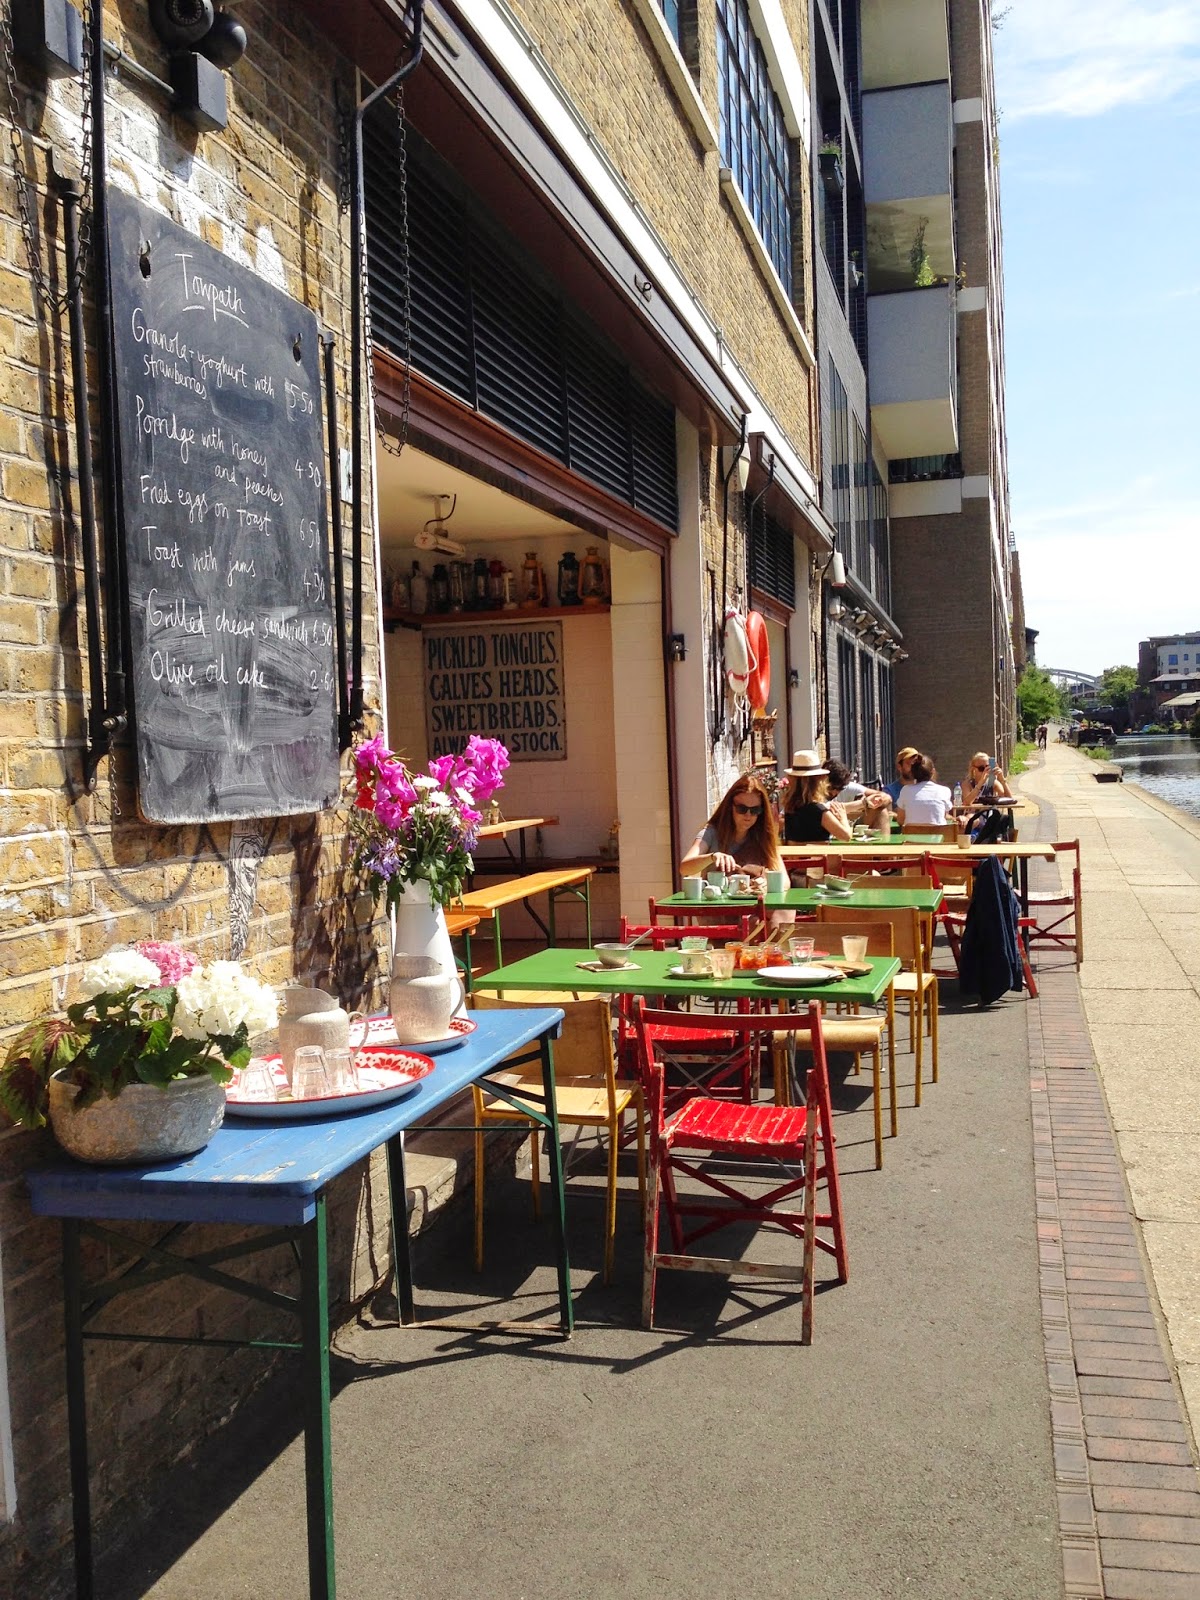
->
[[1015, 487, 1200, 672], [995, 0, 1200, 119]]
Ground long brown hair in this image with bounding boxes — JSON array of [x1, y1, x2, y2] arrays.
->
[[784, 772, 831, 811], [708, 773, 779, 860]]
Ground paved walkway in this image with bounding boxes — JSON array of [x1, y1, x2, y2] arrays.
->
[[78, 754, 1200, 1600]]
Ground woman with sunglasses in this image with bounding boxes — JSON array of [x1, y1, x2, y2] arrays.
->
[[779, 749, 856, 843], [680, 772, 783, 878], [961, 751, 1014, 811]]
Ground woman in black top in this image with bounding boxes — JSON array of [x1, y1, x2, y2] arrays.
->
[[781, 750, 854, 844], [680, 772, 783, 878]]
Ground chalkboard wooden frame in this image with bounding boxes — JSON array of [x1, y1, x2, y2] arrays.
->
[[109, 191, 340, 824]]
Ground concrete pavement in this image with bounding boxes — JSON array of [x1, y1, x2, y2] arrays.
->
[[1017, 740, 1200, 1445]]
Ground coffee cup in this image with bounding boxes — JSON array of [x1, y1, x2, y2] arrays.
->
[[765, 868, 788, 896], [729, 873, 751, 896], [706, 869, 727, 892], [682, 875, 704, 901], [681, 949, 712, 976]]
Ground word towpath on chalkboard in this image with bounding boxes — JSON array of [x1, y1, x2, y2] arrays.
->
[[110, 190, 339, 825]]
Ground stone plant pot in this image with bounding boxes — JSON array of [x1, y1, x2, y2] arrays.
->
[[47, 1071, 226, 1165]]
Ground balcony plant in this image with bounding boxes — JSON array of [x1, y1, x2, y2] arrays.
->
[[349, 734, 509, 1041], [818, 136, 844, 198], [0, 942, 278, 1163]]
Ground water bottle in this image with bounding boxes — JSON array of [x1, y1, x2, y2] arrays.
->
[[952, 781, 963, 813]]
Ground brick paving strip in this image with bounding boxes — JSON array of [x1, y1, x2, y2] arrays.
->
[[1026, 778, 1200, 1598]]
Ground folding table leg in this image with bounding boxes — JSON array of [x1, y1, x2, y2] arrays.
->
[[537, 1031, 574, 1336], [385, 1133, 416, 1325], [63, 1218, 94, 1600], [299, 1198, 335, 1600]]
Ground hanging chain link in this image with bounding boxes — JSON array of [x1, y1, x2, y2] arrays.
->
[[360, 68, 412, 459], [1, 0, 95, 315]]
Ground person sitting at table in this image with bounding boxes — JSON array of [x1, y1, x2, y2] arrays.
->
[[895, 752, 953, 826], [882, 746, 920, 805], [961, 752, 1015, 810], [780, 750, 854, 843], [680, 772, 784, 879], [827, 759, 893, 827]]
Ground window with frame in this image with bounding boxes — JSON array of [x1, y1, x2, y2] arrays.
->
[[658, 0, 683, 47], [716, 0, 794, 293]]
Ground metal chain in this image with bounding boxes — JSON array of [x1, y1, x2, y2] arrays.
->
[[1, 0, 95, 315], [361, 69, 411, 458]]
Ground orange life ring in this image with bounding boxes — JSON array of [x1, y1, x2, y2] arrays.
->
[[746, 611, 770, 710]]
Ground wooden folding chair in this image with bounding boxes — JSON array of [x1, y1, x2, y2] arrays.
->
[[773, 918, 897, 1169], [634, 1002, 847, 1343], [819, 903, 939, 1104], [471, 995, 645, 1284], [1024, 840, 1083, 968]]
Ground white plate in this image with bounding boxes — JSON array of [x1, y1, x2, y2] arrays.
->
[[666, 963, 714, 978], [226, 1051, 435, 1119], [348, 1014, 476, 1056], [755, 964, 843, 985]]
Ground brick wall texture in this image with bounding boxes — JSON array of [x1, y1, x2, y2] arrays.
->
[[0, 1, 828, 1588]]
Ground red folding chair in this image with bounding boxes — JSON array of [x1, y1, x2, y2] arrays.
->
[[634, 1002, 848, 1343], [1024, 840, 1083, 968]]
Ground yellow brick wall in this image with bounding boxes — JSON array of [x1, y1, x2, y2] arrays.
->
[[0, 5, 394, 1590], [510, 0, 817, 467]]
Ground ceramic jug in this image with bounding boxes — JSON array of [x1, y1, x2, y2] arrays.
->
[[278, 986, 351, 1076]]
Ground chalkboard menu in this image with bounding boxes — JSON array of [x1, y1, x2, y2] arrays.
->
[[110, 190, 339, 824], [423, 620, 566, 762]]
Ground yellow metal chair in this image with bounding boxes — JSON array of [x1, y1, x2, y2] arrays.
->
[[819, 904, 939, 1105], [470, 995, 646, 1283]]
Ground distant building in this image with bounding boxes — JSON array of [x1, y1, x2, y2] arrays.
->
[[1137, 632, 1200, 721]]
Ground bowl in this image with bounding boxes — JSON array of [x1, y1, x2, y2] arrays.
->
[[594, 942, 634, 967]]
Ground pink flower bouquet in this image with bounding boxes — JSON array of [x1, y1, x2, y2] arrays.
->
[[349, 735, 510, 910]]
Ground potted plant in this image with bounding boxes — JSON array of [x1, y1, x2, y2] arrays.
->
[[0, 942, 278, 1163], [349, 734, 509, 1041], [818, 137, 843, 197]]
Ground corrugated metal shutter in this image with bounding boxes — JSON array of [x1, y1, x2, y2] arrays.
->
[[363, 110, 678, 531], [749, 512, 795, 607]]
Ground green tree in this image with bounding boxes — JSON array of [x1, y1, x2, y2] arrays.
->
[[1017, 666, 1067, 733], [1098, 665, 1138, 712]]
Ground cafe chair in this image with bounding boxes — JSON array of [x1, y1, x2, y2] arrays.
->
[[819, 904, 939, 1105], [470, 995, 645, 1284], [634, 1002, 847, 1343], [902, 822, 958, 842], [1024, 840, 1083, 968], [774, 920, 896, 1169], [846, 856, 928, 878]]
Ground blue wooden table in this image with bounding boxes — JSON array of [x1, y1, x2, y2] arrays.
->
[[27, 1007, 567, 1600]]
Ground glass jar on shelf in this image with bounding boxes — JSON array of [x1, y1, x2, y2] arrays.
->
[[447, 562, 465, 613], [409, 561, 429, 615], [431, 563, 449, 613], [519, 551, 546, 609], [488, 558, 505, 608], [473, 557, 490, 610]]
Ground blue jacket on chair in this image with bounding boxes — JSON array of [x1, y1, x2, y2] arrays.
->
[[958, 856, 1024, 1005]]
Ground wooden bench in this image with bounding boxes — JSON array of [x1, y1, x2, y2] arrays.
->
[[445, 907, 484, 995], [457, 866, 595, 966]]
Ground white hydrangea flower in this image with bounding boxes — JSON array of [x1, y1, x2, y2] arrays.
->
[[77, 948, 162, 1000], [175, 962, 279, 1042]]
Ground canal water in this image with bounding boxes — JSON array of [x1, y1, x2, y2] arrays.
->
[[1110, 735, 1200, 820]]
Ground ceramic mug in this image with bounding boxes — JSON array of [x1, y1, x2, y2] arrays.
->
[[681, 949, 713, 976], [729, 873, 751, 896], [706, 869, 727, 892], [682, 876, 704, 901], [765, 868, 788, 896]]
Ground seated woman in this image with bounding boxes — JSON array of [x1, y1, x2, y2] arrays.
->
[[961, 751, 1015, 810], [680, 772, 783, 879], [780, 750, 853, 843], [895, 753, 953, 826]]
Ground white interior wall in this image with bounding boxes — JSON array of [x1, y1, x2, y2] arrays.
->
[[788, 543, 817, 750], [667, 415, 709, 852]]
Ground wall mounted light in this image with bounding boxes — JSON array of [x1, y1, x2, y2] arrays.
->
[[827, 550, 846, 588], [787, 667, 800, 689], [828, 593, 845, 622], [667, 633, 687, 663], [721, 440, 751, 493], [148, 0, 247, 132]]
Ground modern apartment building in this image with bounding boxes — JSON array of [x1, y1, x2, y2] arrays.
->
[[818, 0, 1016, 781]]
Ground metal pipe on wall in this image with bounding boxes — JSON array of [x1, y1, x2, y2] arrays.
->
[[321, 332, 351, 750]]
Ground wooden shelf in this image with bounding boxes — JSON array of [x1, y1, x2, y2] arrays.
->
[[384, 603, 610, 630]]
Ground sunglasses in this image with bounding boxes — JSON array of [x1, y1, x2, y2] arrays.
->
[[732, 802, 763, 817]]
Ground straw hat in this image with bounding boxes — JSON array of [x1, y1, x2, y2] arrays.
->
[[785, 748, 828, 777]]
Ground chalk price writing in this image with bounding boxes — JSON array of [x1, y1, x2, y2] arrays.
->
[[309, 668, 334, 692], [294, 458, 322, 488], [299, 517, 320, 549], [302, 567, 326, 602], [285, 380, 313, 417]]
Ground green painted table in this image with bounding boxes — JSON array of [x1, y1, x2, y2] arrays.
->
[[658, 885, 944, 914]]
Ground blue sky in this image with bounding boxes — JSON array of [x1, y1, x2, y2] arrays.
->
[[993, 1, 1200, 676]]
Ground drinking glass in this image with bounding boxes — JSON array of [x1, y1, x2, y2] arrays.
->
[[324, 1048, 358, 1096], [291, 1046, 330, 1100], [789, 935, 816, 963], [841, 935, 869, 963], [709, 949, 735, 980], [237, 1059, 278, 1102], [680, 935, 710, 953]]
